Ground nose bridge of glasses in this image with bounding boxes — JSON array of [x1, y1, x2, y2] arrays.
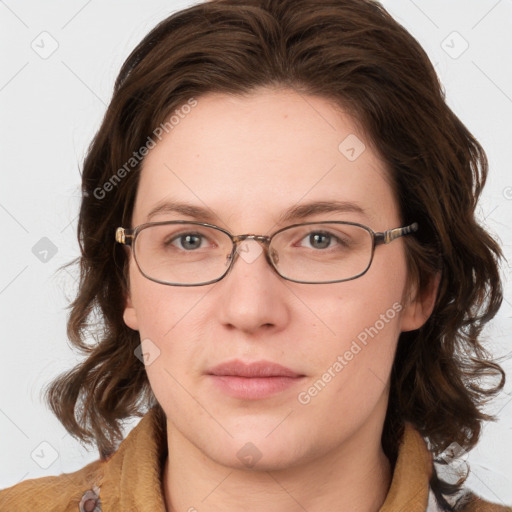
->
[[232, 234, 271, 245], [227, 234, 279, 267]]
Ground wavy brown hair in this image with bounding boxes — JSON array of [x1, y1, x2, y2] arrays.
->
[[46, 0, 505, 508]]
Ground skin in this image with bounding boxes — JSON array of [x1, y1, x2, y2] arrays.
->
[[123, 88, 437, 512]]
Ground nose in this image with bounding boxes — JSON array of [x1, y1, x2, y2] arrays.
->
[[216, 239, 290, 335]]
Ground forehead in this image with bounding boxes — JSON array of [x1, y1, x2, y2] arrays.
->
[[132, 88, 399, 230]]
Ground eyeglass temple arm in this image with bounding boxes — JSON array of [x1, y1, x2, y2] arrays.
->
[[374, 222, 418, 245]]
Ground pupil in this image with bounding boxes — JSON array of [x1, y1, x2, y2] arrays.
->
[[182, 234, 201, 249], [310, 233, 330, 249]]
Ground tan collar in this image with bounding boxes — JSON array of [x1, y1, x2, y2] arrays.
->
[[97, 409, 168, 511], [379, 422, 433, 511], [97, 410, 431, 511]]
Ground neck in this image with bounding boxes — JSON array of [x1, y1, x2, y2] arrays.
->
[[163, 417, 392, 512]]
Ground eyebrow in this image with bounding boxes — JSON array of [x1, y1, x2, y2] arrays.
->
[[145, 200, 368, 225], [146, 201, 220, 223], [277, 200, 368, 224]]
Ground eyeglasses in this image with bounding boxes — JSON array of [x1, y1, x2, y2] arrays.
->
[[115, 220, 418, 286]]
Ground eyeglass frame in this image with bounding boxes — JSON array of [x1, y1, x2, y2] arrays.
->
[[115, 220, 419, 286]]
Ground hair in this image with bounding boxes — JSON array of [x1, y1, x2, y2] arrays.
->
[[46, 0, 505, 509]]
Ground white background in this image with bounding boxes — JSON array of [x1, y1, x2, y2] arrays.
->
[[1, 0, 511, 506]]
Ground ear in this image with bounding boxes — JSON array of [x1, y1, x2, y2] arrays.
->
[[123, 290, 139, 331], [399, 272, 440, 332]]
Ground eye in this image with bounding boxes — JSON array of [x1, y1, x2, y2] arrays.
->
[[299, 231, 346, 250], [306, 232, 333, 249], [168, 232, 207, 250]]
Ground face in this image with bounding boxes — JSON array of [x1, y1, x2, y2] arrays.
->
[[123, 88, 433, 471]]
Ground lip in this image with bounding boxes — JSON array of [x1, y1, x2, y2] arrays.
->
[[207, 359, 305, 400], [208, 360, 302, 378]]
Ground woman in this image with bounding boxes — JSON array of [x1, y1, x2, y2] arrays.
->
[[1, 0, 509, 510]]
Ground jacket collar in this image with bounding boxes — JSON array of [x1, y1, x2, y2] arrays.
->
[[380, 422, 433, 511], [96, 409, 432, 511], [97, 408, 168, 511]]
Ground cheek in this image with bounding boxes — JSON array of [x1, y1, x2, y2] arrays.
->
[[315, 256, 407, 349], [299, 247, 408, 391], [316, 291, 402, 382], [130, 281, 212, 415], [295, 292, 403, 439], [126, 265, 209, 386], [127, 256, 201, 338]]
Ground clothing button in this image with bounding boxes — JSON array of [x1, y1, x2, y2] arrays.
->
[[79, 488, 101, 512]]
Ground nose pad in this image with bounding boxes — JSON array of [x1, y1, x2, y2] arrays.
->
[[270, 247, 279, 265], [225, 251, 234, 267], [224, 240, 275, 272]]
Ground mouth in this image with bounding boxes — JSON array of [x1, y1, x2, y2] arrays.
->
[[206, 359, 306, 400]]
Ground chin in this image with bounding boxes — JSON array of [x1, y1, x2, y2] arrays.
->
[[210, 440, 311, 473], [193, 424, 319, 473]]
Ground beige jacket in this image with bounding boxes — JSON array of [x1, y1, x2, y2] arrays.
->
[[0, 409, 510, 511]]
